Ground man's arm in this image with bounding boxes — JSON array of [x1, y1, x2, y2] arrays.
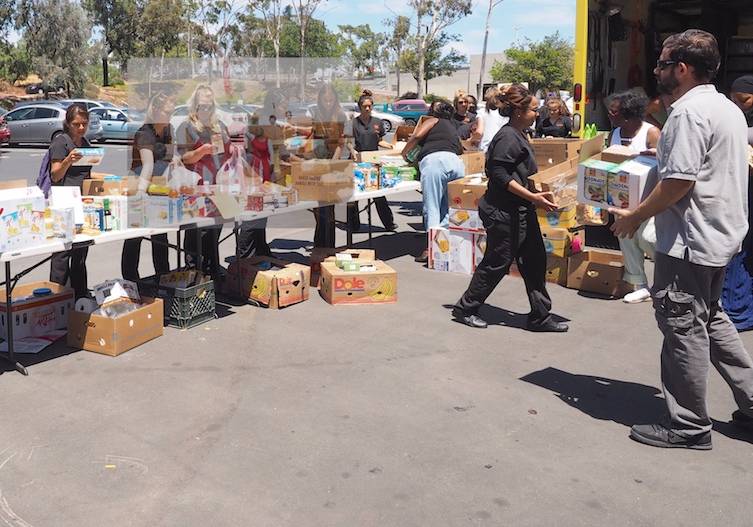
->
[[611, 178, 695, 237]]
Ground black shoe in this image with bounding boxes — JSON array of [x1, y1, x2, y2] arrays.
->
[[526, 320, 569, 333], [629, 424, 712, 450], [415, 250, 429, 263], [731, 410, 753, 432], [384, 223, 398, 232], [452, 308, 488, 328]]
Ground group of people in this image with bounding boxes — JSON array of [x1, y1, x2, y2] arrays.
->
[[449, 29, 753, 451]]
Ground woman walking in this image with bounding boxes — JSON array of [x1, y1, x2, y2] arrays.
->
[[452, 85, 567, 332]]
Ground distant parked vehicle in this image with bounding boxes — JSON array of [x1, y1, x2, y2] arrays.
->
[[59, 99, 111, 110], [89, 107, 142, 142], [388, 99, 429, 126], [24, 82, 65, 96], [4, 104, 102, 145], [170, 104, 250, 138], [339, 102, 405, 133]]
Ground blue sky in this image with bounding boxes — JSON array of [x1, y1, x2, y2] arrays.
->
[[320, 0, 576, 57]]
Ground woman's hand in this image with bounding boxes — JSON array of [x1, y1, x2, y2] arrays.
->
[[66, 150, 83, 165], [532, 191, 557, 212]]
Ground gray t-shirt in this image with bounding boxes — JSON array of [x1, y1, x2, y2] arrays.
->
[[49, 133, 91, 188], [655, 84, 750, 267]]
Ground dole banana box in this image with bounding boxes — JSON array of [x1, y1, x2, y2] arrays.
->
[[448, 176, 487, 210], [226, 257, 310, 309], [310, 248, 377, 287], [540, 226, 584, 258], [606, 156, 658, 211], [448, 208, 484, 233], [577, 158, 618, 208], [320, 260, 397, 305]]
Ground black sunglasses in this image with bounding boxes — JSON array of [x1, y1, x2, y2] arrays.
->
[[197, 103, 215, 112], [656, 59, 678, 70]]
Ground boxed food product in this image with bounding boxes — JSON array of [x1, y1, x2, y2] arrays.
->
[[226, 257, 310, 309], [45, 207, 75, 242], [0, 281, 74, 340], [577, 158, 619, 207], [448, 176, 487, 210], [353, 162, 380, 192], [0, 186, 47, 252], [448, 207, 484, 233], [606, 156, 658, 210], [566, 250, 625, 297], [428, 227, 475, 274], [291, 160, 354, 203], [461, 152, 485, 175], [90, 196, 128, 231], [82, 175, 129, 196], [546, 255, 569, 286], [67, 297, 164, 357], [537, 205, 577, 230], [142, 195, 182, 227], [71, 147, 105, 166], [320, 260, 397, 305]]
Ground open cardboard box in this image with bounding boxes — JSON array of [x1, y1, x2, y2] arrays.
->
[[531, 133, 605, 167], [448, 176, 487, 211], [309, 248, 375, 287], [290, 159, 354, 203], [67, 297, 164, 357], [461, 151, 485, 175], [226, 257, 310, 309], [320, 260, 397, 305], [566, 250, 626, 297], [528, 157, 579, 208]]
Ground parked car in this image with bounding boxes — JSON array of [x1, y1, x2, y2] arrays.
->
[[3, 104, 102, 145], [339, 103, 405, 133], [89, 107, 142, 142], [387, 99, 429, 126], [170, 104, 250, 138], [59, 99, 110, 110], [24, 83, 65, 96]]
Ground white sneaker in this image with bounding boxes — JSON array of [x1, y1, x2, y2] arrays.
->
[[623, 288, 651, 304]]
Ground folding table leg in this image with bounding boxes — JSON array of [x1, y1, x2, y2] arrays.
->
[[1, 261, 28, 375]]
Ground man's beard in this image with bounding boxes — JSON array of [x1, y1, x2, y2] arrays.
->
[[657, 71, 680, 95]]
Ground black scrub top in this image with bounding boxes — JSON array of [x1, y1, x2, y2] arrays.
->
[[352, 115, 384, 152], [49, 133, 92, 187], [484, 125, 538, 212], [536, 116, 572, 138]]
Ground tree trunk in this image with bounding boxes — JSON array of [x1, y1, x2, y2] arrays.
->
[[189, 23, 195, 77], [417, 41, 426, 98], [478, 0, 494, 101], [299, 26, 306, 101], [102, 56, 110, 87], [275, 42, 281, 89]]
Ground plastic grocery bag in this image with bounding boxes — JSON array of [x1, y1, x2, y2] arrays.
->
[[165, 159, 201, 192], [217, 145, 262, 195]]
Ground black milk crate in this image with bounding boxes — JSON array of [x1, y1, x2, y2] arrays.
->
[[137, 276, 216, 329]]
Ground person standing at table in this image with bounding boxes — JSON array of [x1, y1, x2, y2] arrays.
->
[[535, 97, 572, 138], [612, 30, 753, 449], [310, 83, 348, 248], [452, 85, 567, 333], [121, 91, 175, 280], [176, 84, 230, 276], [348, 90, 398, 233], [49, 104, 92, 299]]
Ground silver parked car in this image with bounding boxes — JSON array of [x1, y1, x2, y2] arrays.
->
[[4, 104, 103, 146], [89, 107, 142, 142]]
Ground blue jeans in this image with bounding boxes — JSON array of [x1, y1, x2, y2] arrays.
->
[[419, 151, 465, 230]]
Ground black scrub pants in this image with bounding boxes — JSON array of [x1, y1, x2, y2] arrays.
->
[[121, 234, 170, 280], [50, 247, 89, 299], [314, 205, 336, 248], [347, 197, 395, 230], [455, 200, 553, 326], [184, 227, 222, 276]]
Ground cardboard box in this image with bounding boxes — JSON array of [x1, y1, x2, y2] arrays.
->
[[142, 195, 182, 227], [606, 156, 658, 211], [528, 157, 579, 208], [320, 260, 397, 305], [0, 281, 74, 340], [448, 176, 487, 210], [45, 207, 75, 242], [461, 151, 485, 175], [290, 160, 354, 203], [537, 205, 577, 230], [566, 250, 625, 297], [541, 226, 576, 258], [359, 149, 403, 164], [0, 186, 47, 252], [227, 257, 310, 309], [429, 227, 481, 274], [353, 162, 380, 192], [67, 297, 164, 357], [546, 255, 569, 286], [531, 134, 605, 167], [309, 248, 376, 287], [600, 145, 638, 164], [577, 158, 619, 207], [448, 208, 484, 233], [82, 177, 129, 196]]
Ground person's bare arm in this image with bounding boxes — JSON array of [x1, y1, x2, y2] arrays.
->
[[611, 178, 695, 237], [51, 150, 82, 182], [138, 148, 155, 191], [646, 125, 661, 149]]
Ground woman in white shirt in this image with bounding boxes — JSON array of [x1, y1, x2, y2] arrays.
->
[[478, 87, 510, 153], [607, 91, 661, 303]]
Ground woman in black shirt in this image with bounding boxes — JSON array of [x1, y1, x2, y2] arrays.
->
[[121, 92, 174, 280], [49, 104, 92, 299], [453, 85, 568, 332], [401, 100, 465, 262], [535, 97, 572, 138], [348, 90, 397, 232]]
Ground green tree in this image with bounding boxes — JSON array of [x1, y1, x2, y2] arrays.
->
[[82, 0, 140, 84], [339, 24, 385, 78], [16, 0, 93, 95], [0, 41, 31, 83], [400, 32, 466, 94], [490, 32, 574, 94], [385, 15, 411, 96]]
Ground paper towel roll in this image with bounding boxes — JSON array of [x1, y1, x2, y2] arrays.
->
[[75, 298, 98, 314]]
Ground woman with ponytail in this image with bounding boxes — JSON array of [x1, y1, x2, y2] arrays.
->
[[452, 84, 568, 332]]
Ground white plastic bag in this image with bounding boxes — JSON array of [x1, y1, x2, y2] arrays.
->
[[166, 160, 201, 191]]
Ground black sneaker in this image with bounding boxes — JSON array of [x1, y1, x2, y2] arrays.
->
[[526, 320, 569, 333], [414, 250, 429, 263], [452, 308, 488, 329], [629, 424, 712, 450], [731, 410, 753, 432], [384, 223, 399, 232]]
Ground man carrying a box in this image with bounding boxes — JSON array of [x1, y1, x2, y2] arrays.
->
[[612, 30, 753, 450]]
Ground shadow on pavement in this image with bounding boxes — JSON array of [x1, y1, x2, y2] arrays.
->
[[0, 337, 79, 375], [442, 304, 570, 330]]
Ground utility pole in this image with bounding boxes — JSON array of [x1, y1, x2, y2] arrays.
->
[[477, 0, 504, 102]]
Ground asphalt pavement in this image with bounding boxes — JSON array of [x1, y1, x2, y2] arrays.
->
[[1, 145, 753, 526]]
